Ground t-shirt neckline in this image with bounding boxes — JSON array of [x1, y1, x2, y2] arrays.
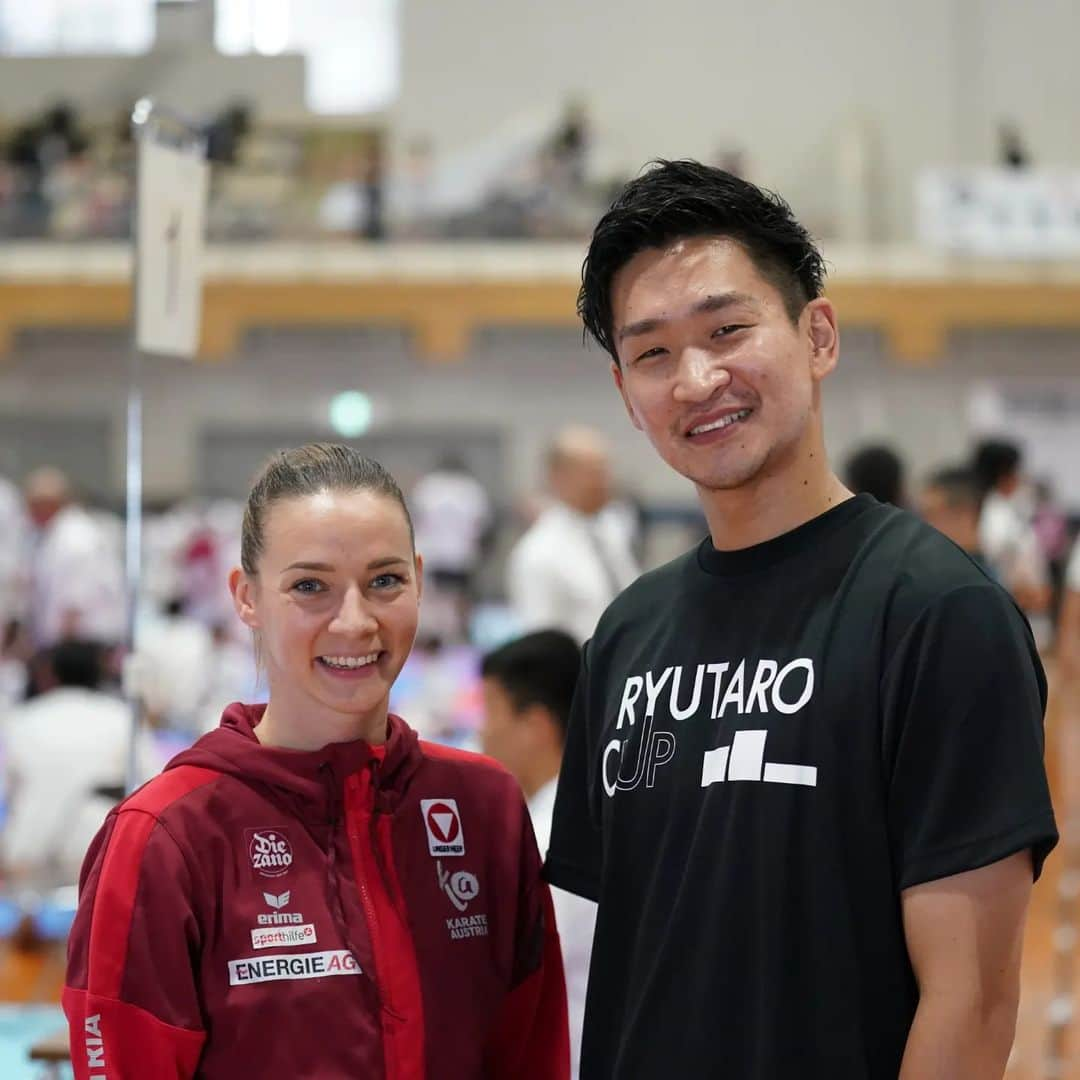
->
[[696, 493, 878, 578]]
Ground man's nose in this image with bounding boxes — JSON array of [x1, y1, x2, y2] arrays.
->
[[672, 347, 731, 403]]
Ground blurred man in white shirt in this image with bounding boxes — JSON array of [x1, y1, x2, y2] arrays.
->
[[24, 467, 126, 649], [1, 640, 156, 885], [973, 441, 1051, 644], [411, 455, 494, 642], [1059, 538, 1080, 685], [507, 428, 639, 644], [480, 629, 595, 1077]]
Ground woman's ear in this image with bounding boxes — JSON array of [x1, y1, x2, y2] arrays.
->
[[228, 566, 260, 630], [413, 552, 424, 605]]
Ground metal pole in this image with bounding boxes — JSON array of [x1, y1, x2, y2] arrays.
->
[[122, 99, 207, 793], [124, 105, 146, 795]]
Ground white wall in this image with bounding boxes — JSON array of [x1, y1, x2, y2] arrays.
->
[[395, 0, 1080, 240], [3, 323, 1080, 508]]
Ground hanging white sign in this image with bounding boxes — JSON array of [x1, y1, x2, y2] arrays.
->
[[135, 137, 209, 357]]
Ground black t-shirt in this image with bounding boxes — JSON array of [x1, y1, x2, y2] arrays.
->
[[546, 494, 1057, 1079]]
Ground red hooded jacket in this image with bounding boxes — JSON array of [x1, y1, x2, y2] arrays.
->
[[63, 704, 569, 1079]]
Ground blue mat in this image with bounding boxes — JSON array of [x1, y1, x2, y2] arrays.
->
[[0, 1006, 70, 1079]]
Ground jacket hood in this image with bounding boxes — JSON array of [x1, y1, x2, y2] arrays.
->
[[166, 702, 423, 826]]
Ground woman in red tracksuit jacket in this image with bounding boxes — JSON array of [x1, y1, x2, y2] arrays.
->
[[64, 443, 569, 1080]]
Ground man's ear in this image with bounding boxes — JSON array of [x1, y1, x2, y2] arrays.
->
[[612, 361, 643, 431], [521, 702, 561, 746], [228, 566, 260, 630], [805, 298, 839, 381]]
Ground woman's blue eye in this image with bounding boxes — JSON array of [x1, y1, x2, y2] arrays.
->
[[292, 579, 324, 594], [372, 573, 405, 590]]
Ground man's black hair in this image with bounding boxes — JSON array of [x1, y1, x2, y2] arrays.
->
[[480, 630, 581, 741], [844, 444, 905, 506], [972, 439, 1022, 494], [49, 639, 105, 690], [578, 159, 826, 362], [924, 464, 983, 510]]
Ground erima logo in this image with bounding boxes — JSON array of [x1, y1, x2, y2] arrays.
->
[[420, 799, 465, 856], [247, 829, 293, 877], [84, 1013, 106, 1079], [258, 891, 302, 925]]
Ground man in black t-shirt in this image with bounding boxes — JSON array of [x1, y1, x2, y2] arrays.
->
[[546, 160, 1057, 1079]]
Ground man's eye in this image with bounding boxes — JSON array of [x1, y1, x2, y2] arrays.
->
[[634, 347, 667, 363], [714, 324, 748, 337]]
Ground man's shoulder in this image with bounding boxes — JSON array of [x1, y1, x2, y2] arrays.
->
[[593, 547, 699, 637], [861, 509, 1024, 640]]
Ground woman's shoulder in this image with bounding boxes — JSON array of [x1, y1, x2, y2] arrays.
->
[[415, 741, 522, 803], [117, 762, 231, 831]]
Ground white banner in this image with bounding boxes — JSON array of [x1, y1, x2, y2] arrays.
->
[[136, 137, 209, 357], [918, 167, 1080, 258]]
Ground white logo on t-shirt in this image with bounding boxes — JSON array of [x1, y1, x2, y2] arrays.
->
[[602, 657, 818, 796]]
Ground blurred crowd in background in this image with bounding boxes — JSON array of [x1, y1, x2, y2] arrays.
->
[[0, 97, 605, 241], [1, 428, 1079, 895]]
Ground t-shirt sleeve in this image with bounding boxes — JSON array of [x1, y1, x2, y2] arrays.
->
[[545, 643, 603, 901], [881, 583, 1058, 891]]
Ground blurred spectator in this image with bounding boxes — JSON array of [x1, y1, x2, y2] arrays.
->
[[998, 121, 1030, 170], [4, 102, 89, 237], [844, 443, 906, 506], [549, 99, 589, 189], [480, 630, 594, 1077], [1, 641, 152, 886], [918, 465, 993, 576], [23, 467, 126, 650], [507, 428, 639, 644], [1031, 479, 1071, 569], [203, 102, 253, 167], [411, 455, 494, 643], [136, 597, 215, 732], [1059, 538, 1080, 684], [972, 439, 1051, 622], [390, 136, 437, 237], [0, 472, 28, 638]]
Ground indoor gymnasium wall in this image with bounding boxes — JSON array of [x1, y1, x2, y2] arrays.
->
[[395, 0, 1080, 241], [2, 325, 1079, 505]]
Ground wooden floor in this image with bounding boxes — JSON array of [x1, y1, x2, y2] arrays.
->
[[1009, 666, 1080, 1080]]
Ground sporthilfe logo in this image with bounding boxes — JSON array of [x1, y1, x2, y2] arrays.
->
[[247, 829, 294, 877]]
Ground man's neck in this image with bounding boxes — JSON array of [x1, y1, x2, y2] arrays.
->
[[698, 450, 852, 553], [521, 755, 561, 802]]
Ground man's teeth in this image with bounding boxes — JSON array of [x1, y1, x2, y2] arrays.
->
[[691, 409, 751, 436], [320, 653, 380, 669]]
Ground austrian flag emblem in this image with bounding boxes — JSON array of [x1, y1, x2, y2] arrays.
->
[[420, 798, 465, 856]]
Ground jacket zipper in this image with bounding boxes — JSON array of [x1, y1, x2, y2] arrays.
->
[[347, 762, 404, 1021]]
